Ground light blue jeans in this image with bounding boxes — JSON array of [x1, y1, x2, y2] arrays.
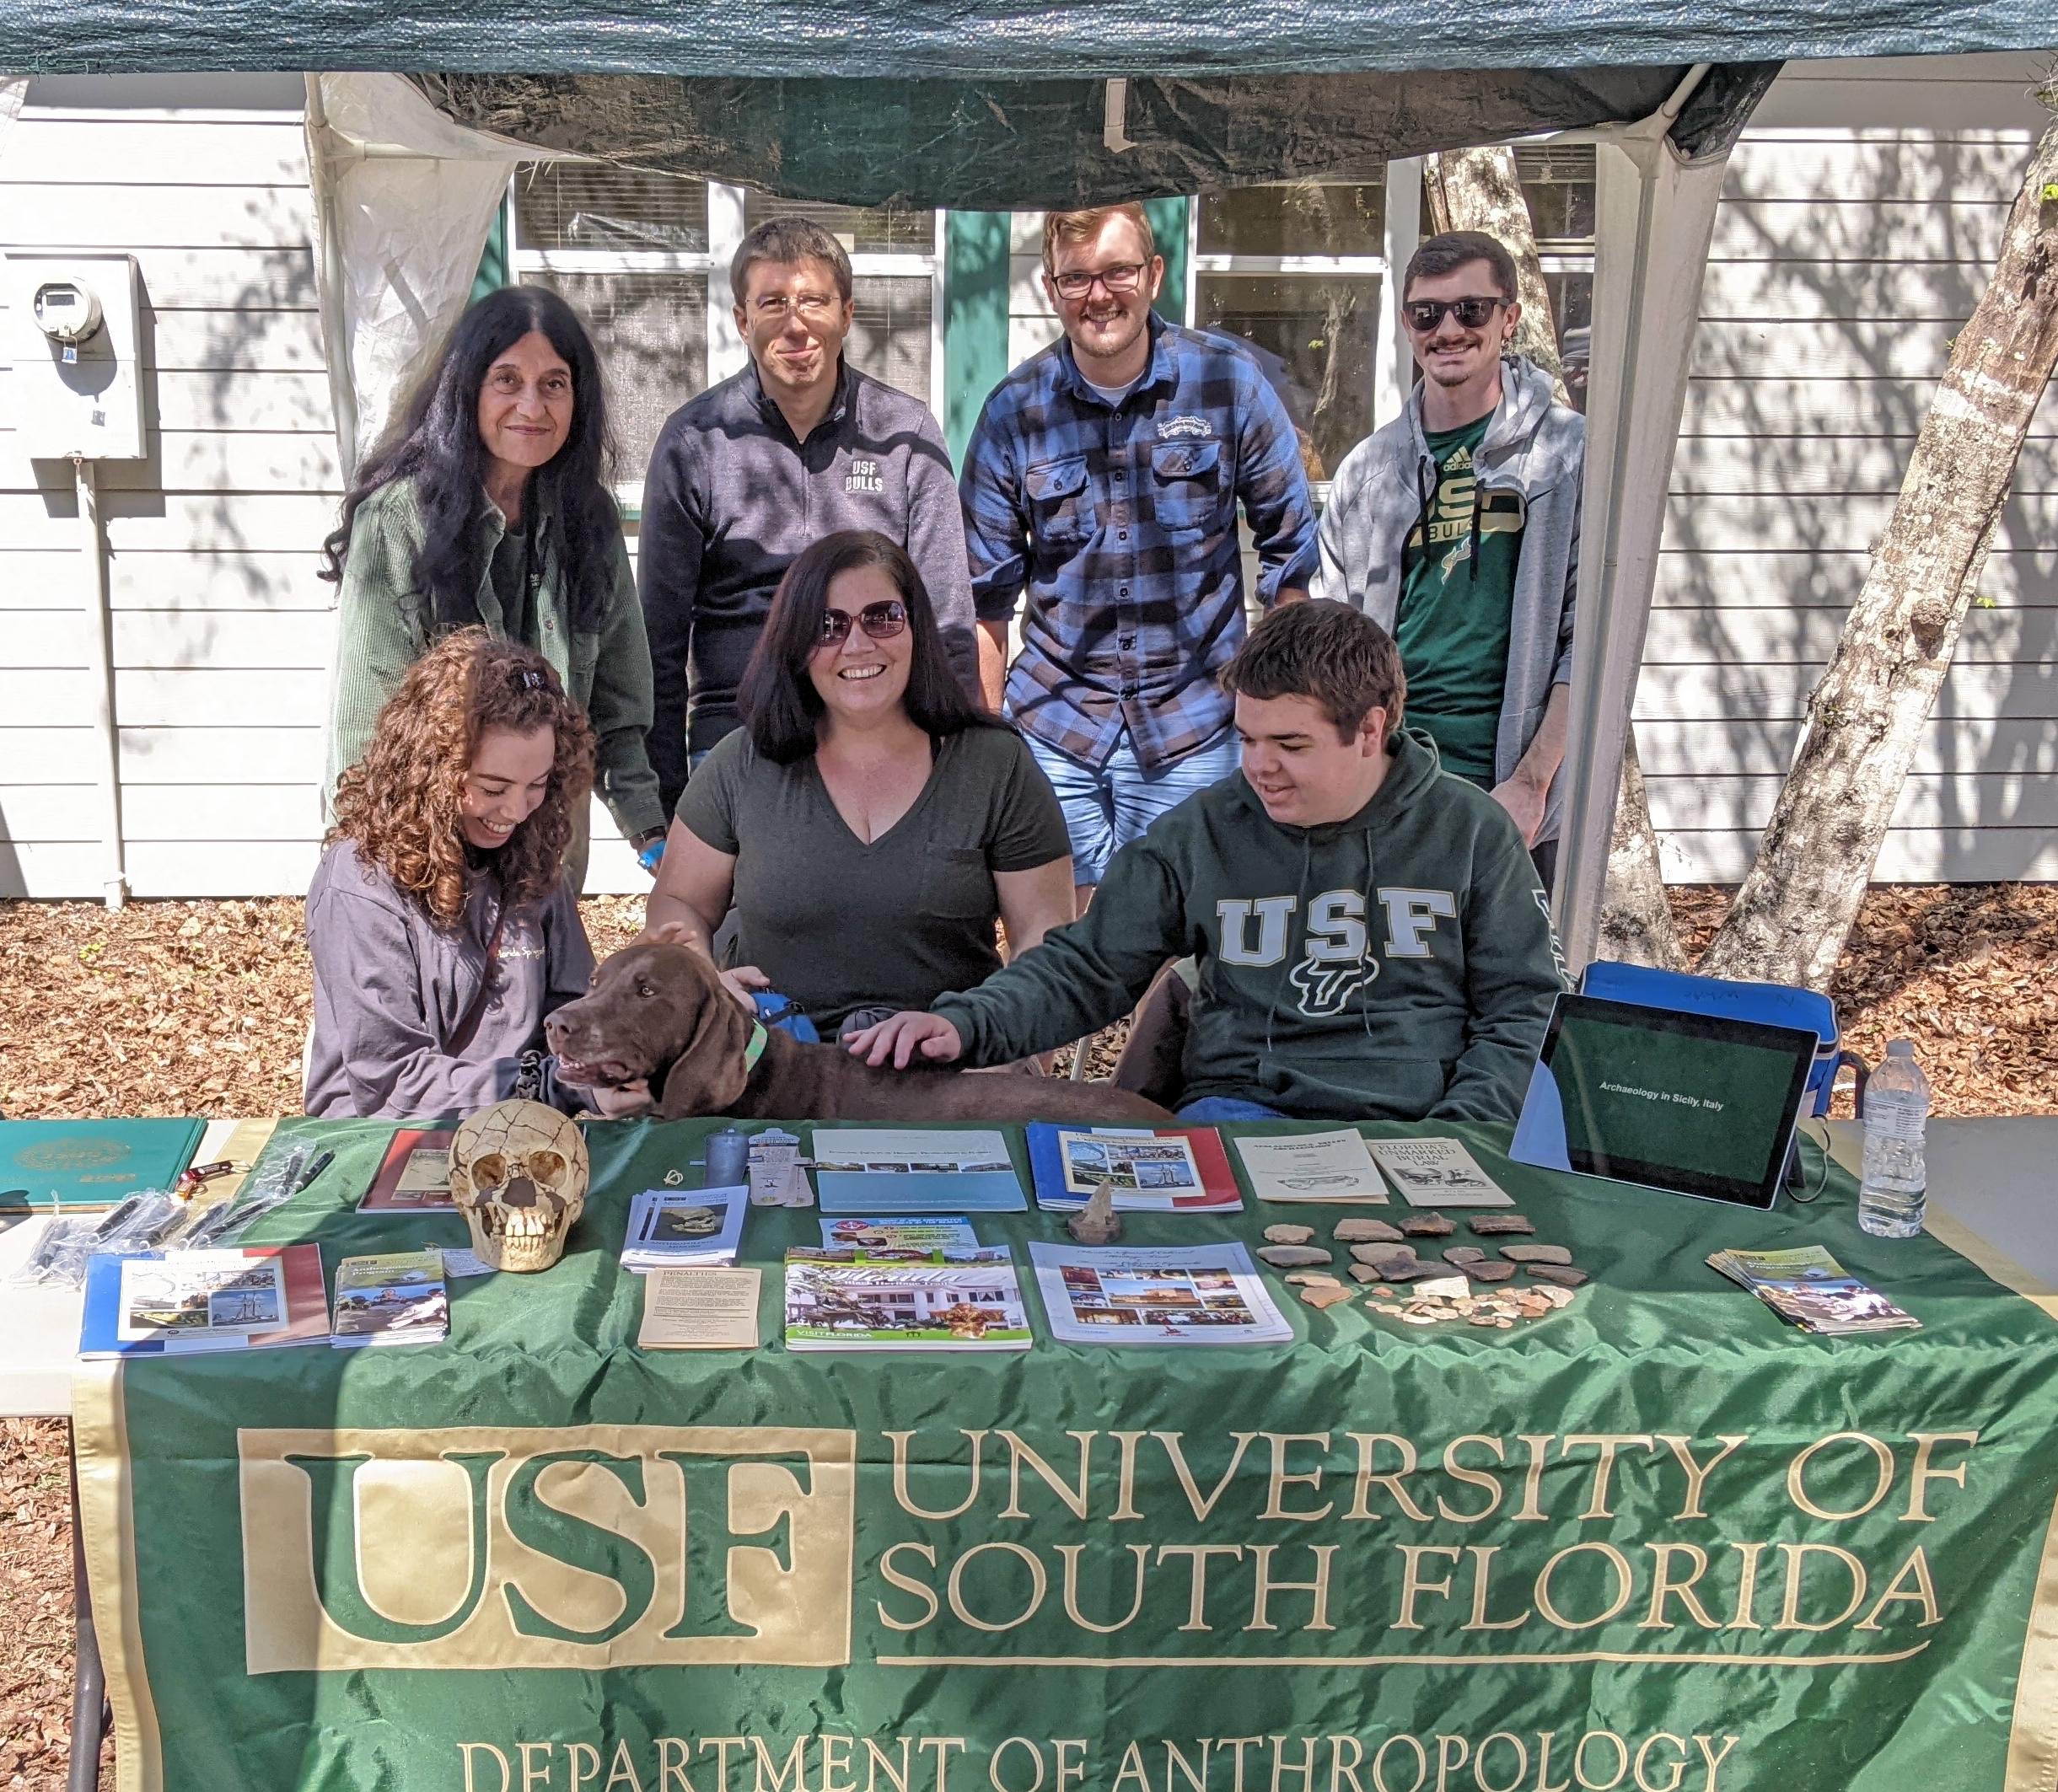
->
[[1024, 726, 1242, 886], [1177, 1097, 1287, 1123]]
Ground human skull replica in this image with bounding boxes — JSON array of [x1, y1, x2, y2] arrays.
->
[[449, 1100, 589, 1272]]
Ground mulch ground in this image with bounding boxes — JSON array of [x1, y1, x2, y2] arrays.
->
[[2, 882, 2054, 1787]]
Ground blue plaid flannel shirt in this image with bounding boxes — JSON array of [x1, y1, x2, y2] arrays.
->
[[959, 314, 1319, 772]]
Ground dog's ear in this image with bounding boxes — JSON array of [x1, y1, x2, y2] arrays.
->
[[656, 949, 759, 1116]]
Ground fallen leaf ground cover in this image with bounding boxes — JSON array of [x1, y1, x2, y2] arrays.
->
[[1, 883, 2052, 1786]]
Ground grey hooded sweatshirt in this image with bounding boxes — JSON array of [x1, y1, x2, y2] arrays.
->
[[304, 840, 593, 1119], [1312, 356, 1582, 841]]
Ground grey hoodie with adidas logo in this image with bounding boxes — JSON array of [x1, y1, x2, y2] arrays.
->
[[1311, 355, 1582, 843]]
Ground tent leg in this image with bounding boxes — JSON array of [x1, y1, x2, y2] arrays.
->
[[1553, 135, 1732, 973]]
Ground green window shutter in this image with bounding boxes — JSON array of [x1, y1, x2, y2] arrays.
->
[[1144, 196, 1190, 325], [943, 209, 1011, 469], [471, 196, 511, 302]]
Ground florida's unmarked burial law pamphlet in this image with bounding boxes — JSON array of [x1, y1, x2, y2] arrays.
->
[[1364, 1138, 1513, 1207], [637, 1267, 762, 1349]]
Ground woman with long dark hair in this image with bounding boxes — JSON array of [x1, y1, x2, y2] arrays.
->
[[320, 286, 668, 887], [307, 631, 647, 1119], [643, 529, 1074, 1039]]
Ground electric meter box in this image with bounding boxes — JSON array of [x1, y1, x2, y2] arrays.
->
[[3, 251, 146, 460]]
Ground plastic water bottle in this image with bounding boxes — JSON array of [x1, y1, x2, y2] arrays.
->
[[1858, 1039, 1929, 1237]]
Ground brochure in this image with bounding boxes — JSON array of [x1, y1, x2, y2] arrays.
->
[[621, 1186, 748, 1274], [1364, 1137, 1513, 1207], [638, 1267, 762, 1349], [1024, 1124, 1242, 1211], [747, 1127, 810, 1208], [1028, 1242, 1293, 1346], [811, 1129, 1026, 1213], [330, 1249, 449, 1348], [783, 1246, 1031, 1350], [1233, 1129, 1391, 1204], [1707, 1246, 1921, 1335], [818, 1215, 981, 1254], [357, 1128, 459, 1212], [79, 1244, 330, 1357]]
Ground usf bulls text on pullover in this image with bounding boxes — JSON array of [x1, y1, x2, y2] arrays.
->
[[932, 732, 1565, 1121]]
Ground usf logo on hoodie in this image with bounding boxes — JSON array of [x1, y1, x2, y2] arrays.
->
[[1217, 888, 1459, 1019], [935, 730, 1566, 1124]]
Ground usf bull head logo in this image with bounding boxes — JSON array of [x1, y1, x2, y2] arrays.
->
[[1218, 888, 1459, 1020]]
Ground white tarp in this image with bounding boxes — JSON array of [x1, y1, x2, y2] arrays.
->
[[304, 72, 569, 474]]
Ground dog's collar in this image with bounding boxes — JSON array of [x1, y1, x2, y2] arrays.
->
[[743, 1019, 770, 1071]]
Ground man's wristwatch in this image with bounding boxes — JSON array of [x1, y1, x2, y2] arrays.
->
[[633, 827, 668, 873]]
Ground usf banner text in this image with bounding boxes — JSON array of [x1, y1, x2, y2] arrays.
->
[[71, 1119, 2058, 1792]]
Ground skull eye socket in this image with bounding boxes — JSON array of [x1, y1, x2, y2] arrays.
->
[[470, 1152, 508, 1191], [526, 1150, 567, 1188]]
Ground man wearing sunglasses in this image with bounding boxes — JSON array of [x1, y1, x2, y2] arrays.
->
[[959, 202, 1319, 913], [638, 215, 981, 822], [1314, 229, 1582, 893]]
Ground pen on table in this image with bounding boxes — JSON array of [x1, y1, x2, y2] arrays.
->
[[293, 1150, 336, 1194]]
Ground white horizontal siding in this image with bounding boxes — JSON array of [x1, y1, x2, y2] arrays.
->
[[1647, 50, 2056, 885], [0, 84, 347, 899]]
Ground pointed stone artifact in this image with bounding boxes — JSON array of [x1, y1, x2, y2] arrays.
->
[[1067, 1179, 1124, 1245]]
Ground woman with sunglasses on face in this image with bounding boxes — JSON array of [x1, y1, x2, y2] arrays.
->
[[643, 530, 1074, 1039], [320, 287, 669, 892]]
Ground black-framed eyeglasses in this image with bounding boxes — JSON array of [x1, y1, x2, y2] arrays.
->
[[1051, 263, 1146, 302], [817, 599, 908, 647], [1403, 296, 1506, 333]]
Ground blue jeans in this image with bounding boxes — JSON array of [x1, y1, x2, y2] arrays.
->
[[1178, 1097, 1287, 1123], [1024, 726, 1241, 886]]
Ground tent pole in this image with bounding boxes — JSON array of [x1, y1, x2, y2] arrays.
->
[[1552, 127, 1732, 973], [304, 73, 362, 480]]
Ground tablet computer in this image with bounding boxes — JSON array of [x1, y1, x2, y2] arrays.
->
[[1509, 994, 1819, 1210]]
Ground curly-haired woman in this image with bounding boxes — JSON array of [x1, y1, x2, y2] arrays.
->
[[320, 286, 669, 891], [305, 630, 644, 1119]]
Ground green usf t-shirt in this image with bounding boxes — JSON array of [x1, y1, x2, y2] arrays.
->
[[1396, 414, 1524, 781]]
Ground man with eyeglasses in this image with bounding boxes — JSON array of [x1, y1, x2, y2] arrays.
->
[[959, 202, 1318, 913], [638, 214, 980, 832], [1314, 229, 1582, 893]]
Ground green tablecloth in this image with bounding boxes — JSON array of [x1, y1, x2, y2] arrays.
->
[[73, 1116, 2058, 1792]]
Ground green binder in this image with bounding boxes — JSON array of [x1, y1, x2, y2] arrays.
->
[[0, 1118, 207, 1212]]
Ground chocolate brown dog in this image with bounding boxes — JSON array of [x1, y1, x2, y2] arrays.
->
[[546, 942, 1172, 1123]]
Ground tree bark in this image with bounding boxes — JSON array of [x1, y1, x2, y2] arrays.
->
[[1423, 144, 1683, 968], [1700, 109, 2058, 989]]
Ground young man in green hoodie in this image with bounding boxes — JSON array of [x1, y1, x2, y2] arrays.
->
[[846, 601, 1566, 1124]]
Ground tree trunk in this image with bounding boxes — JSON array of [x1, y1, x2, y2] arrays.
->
[[1423, 145, 1683, 967], [1700, 110, 2058, 989]]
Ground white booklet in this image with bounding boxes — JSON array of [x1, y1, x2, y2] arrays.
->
[[1364, 1138, 1513, 1207], [1233, 1129, 1390, 1203], [1028, 1242, 1293, 1347], [621, 1185, 749, 1274]]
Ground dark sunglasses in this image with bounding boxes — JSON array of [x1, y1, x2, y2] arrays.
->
[[1403, 296, 1505, 333], [817, 599, 908, 647]]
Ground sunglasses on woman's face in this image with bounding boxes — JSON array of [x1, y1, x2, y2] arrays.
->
[[1402, 296, 1505, 333], [817, 599, 909, 647]]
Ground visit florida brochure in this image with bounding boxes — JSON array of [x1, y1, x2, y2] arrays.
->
[[1028, 1242, 1293, 1346], [817, 1215, 981, 1253], [1364, 1137, 1513, 1207], [1706, 1246, 1921, 1335], [79, 1244, 330, 1357], [621, 1186, 749, 1274], [1024, 1124, 1242, 1211], [330, 1249, 449, 1348], [1234, 1129, 1391, 1204], [810, 1129, 1026, 1213], [782, 1246, 1031, 1351]]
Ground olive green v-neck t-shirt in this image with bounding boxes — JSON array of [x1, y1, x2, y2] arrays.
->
[[677, 723, 1071, 1033]]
